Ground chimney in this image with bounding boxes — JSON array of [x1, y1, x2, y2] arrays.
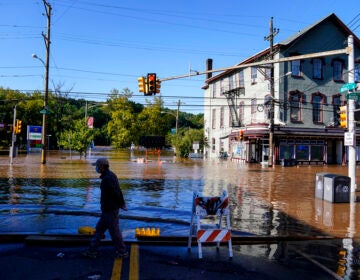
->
[[206, 58, 213, 79]]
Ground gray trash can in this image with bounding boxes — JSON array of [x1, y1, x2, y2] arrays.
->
[[323, 174, 350, 203], [315, 172, 332, 199]]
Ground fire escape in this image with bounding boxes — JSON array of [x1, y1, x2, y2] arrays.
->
[[222, 87, 245, 127]]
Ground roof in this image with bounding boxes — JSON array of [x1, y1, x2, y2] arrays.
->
[[205, 13, 360, 85], [279, 13, 360, 47]]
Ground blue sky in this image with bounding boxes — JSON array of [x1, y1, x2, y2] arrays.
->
[[0, 0, 359, 113]]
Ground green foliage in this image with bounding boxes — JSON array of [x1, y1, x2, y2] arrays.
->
[[106, 88, 139, 148], [137, 97, 167, 137], [58, 119, 94, 158], [0, 86, 204, 153], [170, 128, 205, 157]]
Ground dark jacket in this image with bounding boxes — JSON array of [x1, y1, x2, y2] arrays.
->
[[99, 169, 126, 212]]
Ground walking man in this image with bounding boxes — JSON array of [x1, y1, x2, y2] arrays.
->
[[83, 157, 128, 258]]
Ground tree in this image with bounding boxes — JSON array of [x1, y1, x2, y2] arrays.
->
[[58, 119, 94, 158], [137, 96, 168, 137], [170, 128, 205, 157], [106, 88, 139, 149]]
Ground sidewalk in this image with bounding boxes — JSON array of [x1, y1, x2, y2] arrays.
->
[[0, 238, 337, 280]]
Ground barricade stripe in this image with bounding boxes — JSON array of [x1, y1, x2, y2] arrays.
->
[[197, 229, 231, 242]]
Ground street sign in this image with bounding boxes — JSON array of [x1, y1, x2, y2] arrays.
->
[[40, 109, 50, 114], [344, 132, 355, 146], [340, 82, 357, 93], [346, 92, 358, 101]]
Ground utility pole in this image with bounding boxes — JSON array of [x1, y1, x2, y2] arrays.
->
[[264, 17, 279, 167], [10, 105, 17, 165], [176, 99, 180, 134], [41, 0, 51, 164], [347, 35, 356, 194]]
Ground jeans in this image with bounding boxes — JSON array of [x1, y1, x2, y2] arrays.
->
[[89, 209, 126, 253]]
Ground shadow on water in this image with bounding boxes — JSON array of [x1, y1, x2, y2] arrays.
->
[[1, 149, 360, 278]]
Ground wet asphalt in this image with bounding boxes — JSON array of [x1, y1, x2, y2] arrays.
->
[[0, 238, 339, 280]]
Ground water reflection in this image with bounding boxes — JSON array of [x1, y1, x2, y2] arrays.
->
[[1, 150, 360, 277]]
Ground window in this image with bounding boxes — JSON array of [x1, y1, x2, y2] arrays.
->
[[212, 108, 216, 129], [291, 60, 301, 77], [312, 93, 325, 124], [264, 65, 271, 80], [251, 67, 257, 84], [332, 59, 344, 81], [251, 99, 257, 123], [239, 101, 245, 125], [212, 138, 216, 152], [221, 77, 229, 94], [229, 109, 233, 127], [212, 83, 217, 98], [355, 63, 360, 82], [289, 91, 302, 122], [239, 71, 244, 87], [220, 106, 224, 128], [311, 146, 324, 161], [296, 145, 309, 161], [264, 95, 272, 120], [332, 95, 341, 126], [229, 75, 235, 90], [312, 58, 323, 79]]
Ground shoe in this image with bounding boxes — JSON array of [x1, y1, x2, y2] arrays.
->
[[82, 250, 98, 259], [115, 251, 129, 258]]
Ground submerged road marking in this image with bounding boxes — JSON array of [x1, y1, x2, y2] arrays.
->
[[129, 244, 139, 280], [111, 257, 123, 280], [110, 244, 139, 280]]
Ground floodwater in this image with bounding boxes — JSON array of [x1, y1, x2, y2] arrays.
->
[[1, 148, 360, 277]]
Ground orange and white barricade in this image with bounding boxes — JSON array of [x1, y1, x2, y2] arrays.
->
[[187, 190, 233, 259]]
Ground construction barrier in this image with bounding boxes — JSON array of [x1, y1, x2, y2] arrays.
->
[[188, 190, 233, 259]]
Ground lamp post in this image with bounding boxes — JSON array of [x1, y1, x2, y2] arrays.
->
[[32, 53, 50, 164], [85, 101, 108, 124], [161, 111, 178, 134]]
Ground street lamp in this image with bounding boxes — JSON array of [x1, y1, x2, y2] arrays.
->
[[161, 111, 178, 134], [32, 53, 49, 164], [84, 101, 108, 124]]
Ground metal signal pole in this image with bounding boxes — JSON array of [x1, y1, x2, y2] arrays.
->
[[347, 35, 356, 193]]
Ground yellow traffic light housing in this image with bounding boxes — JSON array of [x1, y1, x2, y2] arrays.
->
[[137, 76, 147, 94], [156, 79, 161, 94], [147, 73, 156, 95], [339, 105, 347, 128], [15, 119, 22, 134]]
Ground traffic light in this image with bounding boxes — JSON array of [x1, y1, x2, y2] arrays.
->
[[15, 119, 22, 134], [238, 130, 243, 141], [137, 76, 147, 94], [147, 73, 156, 94], [339, 105, 347, 128], [156, 79, 161, 94]]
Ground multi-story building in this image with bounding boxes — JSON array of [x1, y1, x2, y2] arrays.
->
[[203, 13, 360, 165]]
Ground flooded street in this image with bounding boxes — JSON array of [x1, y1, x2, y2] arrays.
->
[[0, 148, 359, 239], [1, 148, 360, 278]]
